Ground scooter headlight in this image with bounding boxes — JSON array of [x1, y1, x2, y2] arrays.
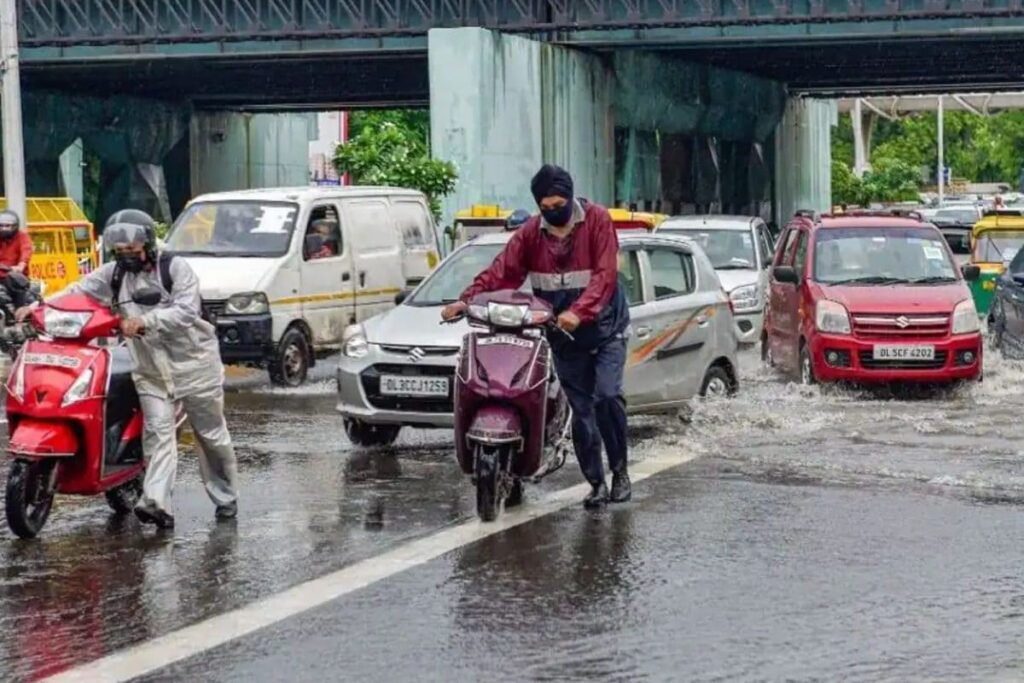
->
[[61, 368, 94, 407], [44, 309, 93, 338], [487, 303, 530, 328]]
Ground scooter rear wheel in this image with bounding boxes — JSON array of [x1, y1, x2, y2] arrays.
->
[[5, 459, 58, 539], [105, 475, 144, 515]]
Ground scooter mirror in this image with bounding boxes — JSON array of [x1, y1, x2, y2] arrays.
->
[[131, 287, 163, 307]]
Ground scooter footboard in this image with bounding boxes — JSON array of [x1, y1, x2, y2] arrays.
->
[[9, 419, 78, 458], [467, 405, 522, 446]]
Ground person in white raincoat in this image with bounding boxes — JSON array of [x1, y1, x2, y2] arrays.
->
[[24, 210, 239, 529]]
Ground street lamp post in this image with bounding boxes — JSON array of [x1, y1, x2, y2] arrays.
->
[[0, 0, 26, 223]]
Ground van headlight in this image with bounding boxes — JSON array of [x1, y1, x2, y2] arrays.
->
[[225, 292, 269, 315], [951, 299, 980, 334], [815, 300, 851, 334], [729, 285, 760, 313], [343, 325, 370, 359]]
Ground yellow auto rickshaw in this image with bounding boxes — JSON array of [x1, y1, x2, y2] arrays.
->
[[0, 197, 97, 295], [968, 211, 1024, 316]]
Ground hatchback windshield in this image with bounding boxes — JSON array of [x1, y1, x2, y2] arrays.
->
[[164, 201, 300, 258], [973, 230, 1024, 264], [408, 243, 506, 306], [661, 228, 755, 269], [814, 227, 958, 285]]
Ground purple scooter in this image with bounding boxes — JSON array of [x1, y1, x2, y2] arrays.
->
[[448, 290, 572, 521]]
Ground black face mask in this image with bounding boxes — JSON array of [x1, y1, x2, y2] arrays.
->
[[0, 227, 17, 241], [117, 254, 146, 274], [541, 201, 574, 228]]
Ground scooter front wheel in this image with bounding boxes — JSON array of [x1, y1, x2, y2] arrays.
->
[[475, 447, 501, 522], [5, 459, 58, 539]]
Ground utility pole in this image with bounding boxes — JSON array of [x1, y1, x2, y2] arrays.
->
[[937, 95, 945, 207], [852, 98, 868, 178], [0, 0, 25, 224]]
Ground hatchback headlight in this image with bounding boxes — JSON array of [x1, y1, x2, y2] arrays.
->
[[951, 298, 980, 335], [225, 292, 269, 315], [729, 284, 760, 312], [44, 309, 93, 338], [343, 326, 369, 359], [815, 300, 851, 334]]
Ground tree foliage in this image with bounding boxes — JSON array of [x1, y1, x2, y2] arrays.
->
[[832, 157, 920, 206], [333, 110, 456, 219]]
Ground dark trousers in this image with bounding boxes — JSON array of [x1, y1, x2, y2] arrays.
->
[[552, 336, 628, 485]]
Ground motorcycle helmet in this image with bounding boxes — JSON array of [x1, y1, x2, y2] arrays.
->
[[506, 209, 531, 231], [0, 210, 20, 241], [104, 209, 158, 272]]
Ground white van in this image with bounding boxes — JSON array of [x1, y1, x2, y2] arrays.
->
[[163, 186, 441, 386]]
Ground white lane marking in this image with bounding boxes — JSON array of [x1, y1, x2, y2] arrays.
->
[[43, 450, 699, 683]]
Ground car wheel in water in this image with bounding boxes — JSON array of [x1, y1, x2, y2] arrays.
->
[[700, 365, 734, 398], [799, 344, 817, 385], [269, 328, 310, 387], [344, 419, 400, 447]]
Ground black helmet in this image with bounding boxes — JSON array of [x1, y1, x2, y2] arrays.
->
[[0, 210, 20, 241], [506, 209, 531, 230], [105, 209, 158, 260]]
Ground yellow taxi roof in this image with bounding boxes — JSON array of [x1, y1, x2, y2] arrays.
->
[[454, 204, 513, 220], [972, 213, 1024, 237], [608, 208, 667, 227]]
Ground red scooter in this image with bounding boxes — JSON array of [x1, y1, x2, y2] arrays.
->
[[4, 286, 163, 538], [451, 290, 572, 521]]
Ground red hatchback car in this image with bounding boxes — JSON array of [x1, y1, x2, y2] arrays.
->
[[764, 211, 983, 384]]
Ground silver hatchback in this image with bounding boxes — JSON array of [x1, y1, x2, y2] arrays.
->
[[336, 231, 739, 446]]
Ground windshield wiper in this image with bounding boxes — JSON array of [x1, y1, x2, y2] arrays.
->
[[908, 276, 958, 284], [825, 276, 910, 285]]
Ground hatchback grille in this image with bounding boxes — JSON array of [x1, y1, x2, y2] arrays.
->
[[378, 345, 459, 357], [857, 350, 948, 370], [360, 363, 454, 413], [852, 314, 949, 339]]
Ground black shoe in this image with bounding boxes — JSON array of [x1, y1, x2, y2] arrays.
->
[[610, 470, 632, 503], [134, 504, 175, 530], [583, 481, 609, 509], [215, 501, 238, 521]]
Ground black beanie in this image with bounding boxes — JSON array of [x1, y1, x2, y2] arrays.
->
[[530, 164, 574, 204]]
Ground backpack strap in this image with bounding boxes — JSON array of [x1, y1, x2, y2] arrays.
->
[[158, 252, 175, 293], [110, 263, 125, 304]]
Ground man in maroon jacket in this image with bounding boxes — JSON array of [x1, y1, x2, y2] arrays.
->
[[442, 165, 631, 509]]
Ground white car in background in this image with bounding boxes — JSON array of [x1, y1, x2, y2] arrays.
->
[[657, 215, 774, 344]]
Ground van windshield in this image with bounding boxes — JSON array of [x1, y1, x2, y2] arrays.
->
[[408, 243, 506, 306], [164, 201, 300, 258]]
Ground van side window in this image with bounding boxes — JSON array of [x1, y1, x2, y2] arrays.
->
[[392, 201, 432, 248], [303, 204, 342, 261]]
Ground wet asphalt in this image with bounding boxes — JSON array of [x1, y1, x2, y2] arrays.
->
[[3, 347, 1024, 681]]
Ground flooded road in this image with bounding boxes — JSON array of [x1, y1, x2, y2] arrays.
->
[[4, 348, 1024, 681]]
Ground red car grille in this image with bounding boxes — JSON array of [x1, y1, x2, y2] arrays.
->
[[852, 314, 950, 339]]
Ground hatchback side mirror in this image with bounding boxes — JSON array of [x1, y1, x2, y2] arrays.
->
[[961, 264, 981, 282], [394, 289, 411, 306], [773, 265, 799, 284], [132, 286, 163, 307], [1013, 272, 1024, 287]]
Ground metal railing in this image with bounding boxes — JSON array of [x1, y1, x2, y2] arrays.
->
[[18, 0, 1024, 47]]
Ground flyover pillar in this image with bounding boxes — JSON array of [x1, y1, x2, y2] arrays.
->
[[775, 97, 836, 222], [428, 28, 613, 221]]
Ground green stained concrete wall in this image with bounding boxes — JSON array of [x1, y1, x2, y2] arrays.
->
[[429, 28, 614, 221], [190, 112, 317, 195], [775, 97, 836, 223]]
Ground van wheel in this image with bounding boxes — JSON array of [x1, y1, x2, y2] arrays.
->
[[344, 419, 400, 447], [269, 328, 310, 387]]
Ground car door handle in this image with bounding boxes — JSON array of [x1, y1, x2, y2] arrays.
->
[[342, 272, 351, 282], [635, 326, 652, 339], [359, 271, 366, 288]]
